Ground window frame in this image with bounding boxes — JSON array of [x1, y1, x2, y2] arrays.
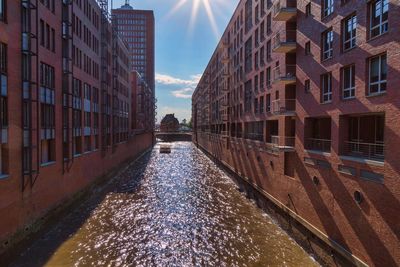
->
[[342, 14, 357, 52], [369, 0, 389, 39], [0, 0, 6, 22], [342, 64, 356, 100], [322, 29, 333, 61], [368, 54, 387, 96], [321, 73, 332, 103], [322, 0, 334, 18]]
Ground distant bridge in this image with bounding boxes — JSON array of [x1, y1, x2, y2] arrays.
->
[[155, 132, 193, 142]]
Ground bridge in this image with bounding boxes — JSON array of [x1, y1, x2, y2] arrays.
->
[[155, 131, 193, 142]]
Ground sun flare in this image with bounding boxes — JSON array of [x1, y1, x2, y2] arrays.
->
[[166, 0, 228, 39]]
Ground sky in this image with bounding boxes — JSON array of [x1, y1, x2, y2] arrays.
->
[[113, 0, 238, 123]]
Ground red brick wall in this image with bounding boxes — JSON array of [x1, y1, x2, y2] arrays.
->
[[192, 0, 400, 266]]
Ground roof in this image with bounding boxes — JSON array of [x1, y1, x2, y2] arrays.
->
[[161, 114, 179, 124]]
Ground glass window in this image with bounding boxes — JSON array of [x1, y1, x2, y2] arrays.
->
[[370, 0, 389, 38], [369, 54, 387, 95], [306, 3, 312, 17], [321, 73, 332, 103], [305, 41, 311, 55], [343, 15, 357, 51], [305, 79, 310, 93], [342, 65, 355, 99], [323, 0, 334, 17], [0, 0, 5, 21], [322, 30, 333, 60]]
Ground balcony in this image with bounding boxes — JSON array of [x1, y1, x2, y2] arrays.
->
[[306, 138, 331, 153], [272, 0, 297, 21], [272, 30, 297, 53], [344, 141, 384, 162], [270, 135, 295, 151], [271, 99, 296, 115], [273, 65, 296, 85]]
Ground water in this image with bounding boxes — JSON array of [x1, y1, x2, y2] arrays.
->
[[9, 142, 319, 267]]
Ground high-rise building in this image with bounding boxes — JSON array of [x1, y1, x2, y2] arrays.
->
[[192, 0, 400, 266], [0, 0, 153, 248], [112, 1, 155, 93]]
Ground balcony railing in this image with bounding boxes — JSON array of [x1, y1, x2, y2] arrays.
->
[[245, 133, 264, 142], [272, 30, 297, 53], [273, 64, 296, 84], [270, 135, 295, 151], [272, 0, 297, 21], [271, 99, 296, 115], [306, 138, 331, 152], [344, 141, 384, 161]]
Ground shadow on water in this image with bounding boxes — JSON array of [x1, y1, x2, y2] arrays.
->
[[6, 142, 319, 267]]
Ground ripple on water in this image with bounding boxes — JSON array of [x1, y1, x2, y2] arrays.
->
[[10, 142, 319, 267]]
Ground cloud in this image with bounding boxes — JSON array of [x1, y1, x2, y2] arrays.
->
[[155, 73, 201, 87], [171, 88, 194, 99]]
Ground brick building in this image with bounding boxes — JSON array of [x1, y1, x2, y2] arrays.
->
[[0, 0, 154, 249], [192, 0, 400, 266], [160, 114, 180, 132], [112, 2, 155, 124]]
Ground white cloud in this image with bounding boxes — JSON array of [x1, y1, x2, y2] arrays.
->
[[155, 73, 201, 87], [171, 88, 194, 99]]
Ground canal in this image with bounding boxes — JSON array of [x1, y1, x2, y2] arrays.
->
[[8, 142, 319, 267]]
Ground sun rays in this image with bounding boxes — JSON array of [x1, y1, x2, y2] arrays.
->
[[165, 0, 229, 39]]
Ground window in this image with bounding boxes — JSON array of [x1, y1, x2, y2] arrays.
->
[[369, 54, 387, 95], [0, 42, 7, 132], [369, 0, 388, 38], [305, 3, 312, 17], [0, 0, 5, 22], [260, 96, 264, 113], [343, 14, 357, 51], [322, 29, 333, 60], [254, 98, 258, 114], [266, 40, 271, 61], [322, 0, 334, 18], [305, 79, 310, 93], [266, 14, 271, 34], [266, 67, 271, 87], [266, 94, 271, 112], [244, 38, 252, 73], [305, 41, 311, 55], [40, 63, 55, 164], [321, 73, 332, 103], [342, 65, 355, 99]]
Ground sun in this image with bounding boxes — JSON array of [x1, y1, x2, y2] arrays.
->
[[166, 0, 229, 39]]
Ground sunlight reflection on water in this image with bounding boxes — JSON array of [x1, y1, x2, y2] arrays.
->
[[12, 142, 319, 267]]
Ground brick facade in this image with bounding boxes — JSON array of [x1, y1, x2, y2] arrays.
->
[[192, 0, 400, 266], [0, 0, 154, 247]]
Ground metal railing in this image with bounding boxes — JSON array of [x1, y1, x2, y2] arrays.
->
[[245, 133, 264, 142], [273, 64, 296, 82], [344, 141, 384, 161], [306, 138, 331, 152], [273, 0, 297, 17], [272, 30, 297, 50], [270, 135, 295, 148], [271, 99, 296, 114]]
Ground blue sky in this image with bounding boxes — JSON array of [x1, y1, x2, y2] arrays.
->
[[113, 0, 238, 123]]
